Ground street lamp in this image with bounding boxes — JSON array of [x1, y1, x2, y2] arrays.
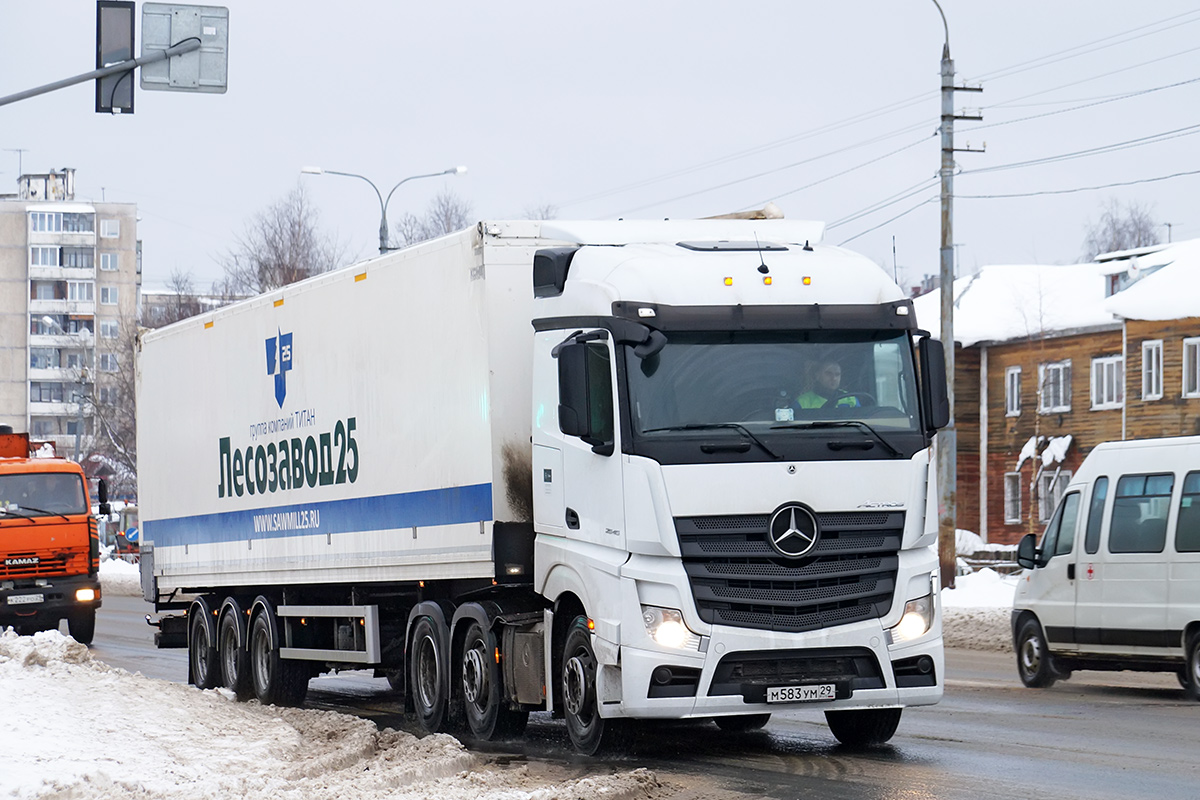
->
[[300, 165, 467, 254], [40, 316, 92, 462]]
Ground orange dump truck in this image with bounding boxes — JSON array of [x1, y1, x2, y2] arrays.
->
[[0, 425, 105, 643]]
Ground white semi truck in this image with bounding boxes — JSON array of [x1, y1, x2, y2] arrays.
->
[[137, 219, 949, 753]]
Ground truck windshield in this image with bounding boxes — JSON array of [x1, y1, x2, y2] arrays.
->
[[625, 330, 922, 459], [0, 473, 87, 516]]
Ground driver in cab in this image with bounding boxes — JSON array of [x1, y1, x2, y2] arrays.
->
[[797, 359, 861, 409]]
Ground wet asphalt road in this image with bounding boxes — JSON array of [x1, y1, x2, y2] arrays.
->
[[93, 595, 1200, 799]]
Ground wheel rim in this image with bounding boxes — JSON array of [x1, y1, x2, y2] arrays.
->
[[563, 651, 594, 721], [1191, 645, 1200, 687], [415, 634, 439, 711], [252, 621, 271, 692], [1021, 634, 1042, 675], [463, 641, 487, 707], [192, 620, 210, 684], [221, 624, 238, 684]]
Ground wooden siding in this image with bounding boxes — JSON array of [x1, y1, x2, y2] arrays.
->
[[1125, 317, 1200, 439]]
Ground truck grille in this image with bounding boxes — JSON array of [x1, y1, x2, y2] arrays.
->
[[1, 552, 69, 579], [676, 511, 903, 633]]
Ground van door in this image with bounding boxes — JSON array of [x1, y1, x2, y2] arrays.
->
[[1073, 476, 1109, 650], [1031, 491, 1083, 653]]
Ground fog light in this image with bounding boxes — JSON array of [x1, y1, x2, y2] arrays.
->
[[75, 588, 96, 603], [641, 605, 702, 650], [890, 593, 933, 644]]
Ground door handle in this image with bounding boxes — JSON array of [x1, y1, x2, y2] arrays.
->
[[1067, 563, 1076, 580], [565, 507, 580, 529]]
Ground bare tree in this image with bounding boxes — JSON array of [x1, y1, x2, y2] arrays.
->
[[523, 202, 559, 220], [85, 314, 139, 497], [1081, 198, 1159, 261], [392, 190, 473, 247], [221, 185, 346, 295]]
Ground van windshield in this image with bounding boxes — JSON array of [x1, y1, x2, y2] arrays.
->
[[0, 473, 88, 516]]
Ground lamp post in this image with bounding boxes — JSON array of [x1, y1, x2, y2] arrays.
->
[[301, 165, 467, 254], [41, 316, 92, 462]]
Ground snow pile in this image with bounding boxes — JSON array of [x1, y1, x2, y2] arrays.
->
[[942, 569, 1020, 652], [0, 630, 663, 800], [98, 555, 142, 597]]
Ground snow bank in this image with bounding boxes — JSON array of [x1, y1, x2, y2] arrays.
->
[[0, 630, 662, 800], [941, 569, 1020, 653], [99, 555, 142, 597]]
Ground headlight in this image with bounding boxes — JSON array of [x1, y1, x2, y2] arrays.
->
[[641, 605, 702, 650], [889, 593, 933, 644], [75, 588, 97, 603]]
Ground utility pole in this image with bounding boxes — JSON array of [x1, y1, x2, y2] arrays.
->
[[933, 0, 982, 589], [1163, 222, 1173, 243]]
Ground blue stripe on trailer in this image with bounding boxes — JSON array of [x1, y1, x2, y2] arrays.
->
[[143, 483, 493, 548]]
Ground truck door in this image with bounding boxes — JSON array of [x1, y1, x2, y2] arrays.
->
[[540, 330, 625, 551], [1031, 491, 1083, 653]]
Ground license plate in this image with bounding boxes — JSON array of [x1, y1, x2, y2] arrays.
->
[[767, 684, 836, 703], [7, 593, 44, 606]]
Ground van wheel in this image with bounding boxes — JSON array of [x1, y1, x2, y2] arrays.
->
[[1183, 636, 1200, 701], [1016, 618, 1057, 688], [825, 708, 902, 746]]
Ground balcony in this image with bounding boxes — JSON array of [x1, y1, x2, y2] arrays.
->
[[29, 332, 94, 348], [29, 265, 96, 281], [29, 400, 75, 417], [29, 299, 96, 316], [28, 231, 95, 247]]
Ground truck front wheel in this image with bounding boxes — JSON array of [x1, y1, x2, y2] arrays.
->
[[562, 616, 627, 755], [824, 707, 902, 746], [67, 610, 96, 645], [461, 621, 527, 740], [249, 607, 308, 706], [189, 608, 221, 689]]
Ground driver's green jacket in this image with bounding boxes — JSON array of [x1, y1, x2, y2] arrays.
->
[[796, 391, 860, 409]]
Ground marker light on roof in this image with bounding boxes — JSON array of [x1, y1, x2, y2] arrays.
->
[[724, 277, 733, 286], [763, 276, 772, 285], [803, 276, 812, 285]]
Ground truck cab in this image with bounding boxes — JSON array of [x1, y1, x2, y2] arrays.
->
[[0, 426, 103, 643]]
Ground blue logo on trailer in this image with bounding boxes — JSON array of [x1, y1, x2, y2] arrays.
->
[[266, 330, 293, 407]]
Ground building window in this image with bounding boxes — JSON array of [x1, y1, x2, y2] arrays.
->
[[30, 348, 60, 369], [32, 281, 57, 300], [99, 252, 118, 271], [61, 247, 94, 268], [99, 353, 119, 372], [67, 281, 94, 302], [1038, 360, 1072, 413], [98, 386, 115, 404], [1039, 470, 1072, 522], [30, 246, 60, 266], [29, 382, 65, 403], [62, 213, 94, 233], [30, 420, 53, 437], [1142, 340, 1163, 400], [1005, 366, 1021, 416], [1090, 355, 1124, 410], [1185, 338, 1200, 399], [30, 211, 61, 232], [100, 219, 120, 238], [100, 286, 119, 305], [1004, 472, 1022, 524], [100, 320, 119, 339]]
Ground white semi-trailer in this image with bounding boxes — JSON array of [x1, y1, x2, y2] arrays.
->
[[137, 219, 949, 753]]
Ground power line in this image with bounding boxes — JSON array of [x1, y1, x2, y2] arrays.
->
[[827, 177, 940, 229], [836, 195, 940, 246], [958, 167, 1200, 199], [961, 123, 1200, 176]]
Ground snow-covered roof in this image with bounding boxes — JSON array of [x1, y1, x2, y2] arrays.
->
[[912, 262, 1116, 347], [1102, 238, 1200, 321]]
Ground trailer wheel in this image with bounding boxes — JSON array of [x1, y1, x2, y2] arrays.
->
[[562, 616, 627, 755], [67, 610, 96, 645], [249, 607, 308, 706], [410, 616, 450, 732], [188, 607, 221, 689], [824, 707, 902, 747], [219, 609, 253, 701], [1015, 617, 1058, 688], [715, 713, 771, 732], [460, 620, 528, 740]]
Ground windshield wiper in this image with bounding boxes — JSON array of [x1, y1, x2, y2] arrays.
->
[[0, 505, 70, 521], [770, 420, 902, 457], [642, 423, 782, 460]]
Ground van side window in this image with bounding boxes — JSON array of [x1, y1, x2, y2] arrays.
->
[[1176, 472, 1200, 553], [1084, 476, 1108, 554], [1109, 473, 1174, 554], [1039, 492, 1080, 558]]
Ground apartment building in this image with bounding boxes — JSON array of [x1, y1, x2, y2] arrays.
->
[[0, 168, 140, 460]]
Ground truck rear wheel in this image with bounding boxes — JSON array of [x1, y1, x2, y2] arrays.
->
[[188, 607, 221, 689], [461, 620, 528, 740], [67, 610, 96, 645], [411, 616, 450, 732], [824, 707, 902, 746], [562, 616, 627, 755], [219, 609, 253, 701], [249, 606, 308, 706]]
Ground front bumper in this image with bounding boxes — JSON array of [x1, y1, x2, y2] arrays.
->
[[0, 574, 102, 628]]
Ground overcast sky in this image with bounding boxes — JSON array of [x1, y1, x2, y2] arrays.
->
[[3, 2, 1199, 292]]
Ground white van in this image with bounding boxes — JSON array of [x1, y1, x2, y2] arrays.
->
[[1012, 435, 1200, 697]]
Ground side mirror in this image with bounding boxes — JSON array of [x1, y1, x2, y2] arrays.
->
[[918, 337, 951, 433], [97, 478, 112, 517], [556, 341, 614, 456], [1016, 533, 1039, 570]]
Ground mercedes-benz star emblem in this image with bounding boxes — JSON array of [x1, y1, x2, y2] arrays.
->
[[767, 503, 820, 559]]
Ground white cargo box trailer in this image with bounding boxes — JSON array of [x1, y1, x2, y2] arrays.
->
[[138, 219, 950, 754]]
